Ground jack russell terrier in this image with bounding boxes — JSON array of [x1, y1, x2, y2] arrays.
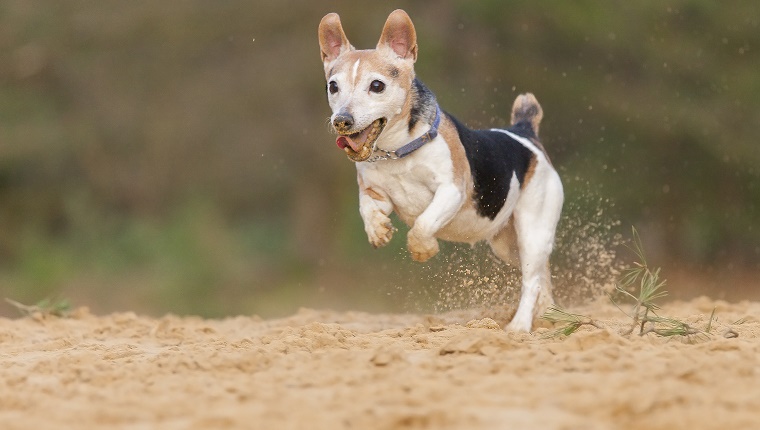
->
[[318, 9, 564, 331]]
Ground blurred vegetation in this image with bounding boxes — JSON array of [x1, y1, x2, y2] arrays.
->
[[1, 1, 758, 317]]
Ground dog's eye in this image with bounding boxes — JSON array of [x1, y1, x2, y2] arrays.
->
[[369, 80, 385, 93], [328, 81, 339, 94]]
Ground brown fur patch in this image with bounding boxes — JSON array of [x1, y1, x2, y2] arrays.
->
[[521, 154, 539, 189], [358, 174, 387, 203], [531, 138, 552, 165], [391, 65, 417, 134], [439, 113, 476, 208], [438, 115, 468, 183], [365, 187, 386, 202]]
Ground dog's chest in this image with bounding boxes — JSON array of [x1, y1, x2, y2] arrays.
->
[[362, 164, 436, 220], [358, 148, 450, 223]]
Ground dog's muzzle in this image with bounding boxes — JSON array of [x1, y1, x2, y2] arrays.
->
[[335, 118, 387, 162]]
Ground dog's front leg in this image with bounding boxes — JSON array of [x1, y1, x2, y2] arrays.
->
[[408, 183, 463, 262], [358, 177, 395, 248]]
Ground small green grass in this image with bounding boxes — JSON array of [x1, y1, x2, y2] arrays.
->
[[5, 297, 72, 318]]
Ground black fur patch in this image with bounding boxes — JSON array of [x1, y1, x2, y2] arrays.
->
[[408, 78, 436, 133], [506, 121, 536, 140], [448, 114, 535, 220], [389, 67, 400, 78]]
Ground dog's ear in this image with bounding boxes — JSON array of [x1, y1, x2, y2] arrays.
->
[[377, 9, 417, 62], [318, 13, 352, 65]]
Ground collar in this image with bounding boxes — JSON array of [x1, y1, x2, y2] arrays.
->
[[366, 104, 441, 162]]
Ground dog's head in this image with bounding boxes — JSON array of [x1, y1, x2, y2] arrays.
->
[[318, 10, 418, 162]]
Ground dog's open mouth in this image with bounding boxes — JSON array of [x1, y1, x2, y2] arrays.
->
[[335, 118, 387, 162]]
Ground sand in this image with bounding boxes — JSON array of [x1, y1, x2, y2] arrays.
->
[[2, 297, 760, 429]]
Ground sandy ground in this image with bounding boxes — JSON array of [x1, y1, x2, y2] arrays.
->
[[2, 297, 760, 429]]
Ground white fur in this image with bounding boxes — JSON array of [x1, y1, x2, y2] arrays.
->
[[491, 129, 543, 155], [351, 59, 360, 83]]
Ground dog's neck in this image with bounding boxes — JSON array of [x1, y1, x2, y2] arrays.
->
[[368, 78, 439, 161], [367, 103, 441, 162], [407, 78, 438, 134]]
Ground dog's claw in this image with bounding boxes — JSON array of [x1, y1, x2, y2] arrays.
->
[[505, 319, 532, 333], [368, 218, 395, 248], [407, 230, 439, 262]]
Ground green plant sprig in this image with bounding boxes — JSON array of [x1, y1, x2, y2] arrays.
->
[[541, 305, 603, 337], [609, 227, 675, 336], [548, 227, 718, 342], [5, 297, 72, 318]]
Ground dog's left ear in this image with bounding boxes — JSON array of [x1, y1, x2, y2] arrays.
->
[[377, 9, 417, 62]]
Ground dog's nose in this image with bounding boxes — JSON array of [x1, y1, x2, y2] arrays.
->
[[333, 113, 354, 130]]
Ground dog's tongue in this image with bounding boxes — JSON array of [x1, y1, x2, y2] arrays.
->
[[336, 136, 354, 151], [336, 135, 363, 152]]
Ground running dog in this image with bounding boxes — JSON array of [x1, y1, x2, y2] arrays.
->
[[318, 9, 564, 331]]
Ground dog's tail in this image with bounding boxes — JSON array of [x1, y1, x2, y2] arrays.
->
[[510, 93, 543, 137]]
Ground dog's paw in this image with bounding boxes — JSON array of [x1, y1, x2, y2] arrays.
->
[[407, 229, 439, 262], [366, 216, 395, 248], [535, 291, 555, 320], [505, 317, 532, 333]]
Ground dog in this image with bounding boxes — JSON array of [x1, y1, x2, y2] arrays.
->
[[318, 9, 564, 331]]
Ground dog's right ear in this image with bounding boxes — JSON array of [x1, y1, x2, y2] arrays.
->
[[318, 13, 352, 66]]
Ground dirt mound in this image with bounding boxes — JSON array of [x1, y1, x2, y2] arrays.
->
[[2, 297, 760, 429]]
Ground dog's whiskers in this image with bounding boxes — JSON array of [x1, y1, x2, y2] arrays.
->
[[324, 117, 338, 135]]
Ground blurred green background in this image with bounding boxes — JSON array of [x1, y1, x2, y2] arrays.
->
[[1, 1, 758, 318]]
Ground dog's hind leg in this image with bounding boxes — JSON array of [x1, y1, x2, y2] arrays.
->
[[489, 217, 520, 268], [505, 170, 564, 332]]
